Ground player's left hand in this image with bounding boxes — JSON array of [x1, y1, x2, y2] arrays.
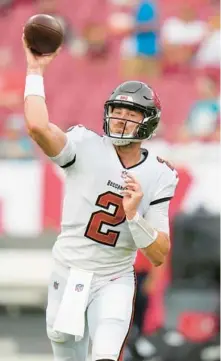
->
[[121, 173, 143, 220]]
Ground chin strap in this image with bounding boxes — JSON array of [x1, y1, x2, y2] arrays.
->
[[110, 138, 132, 146], [110, 135, 143, 146]]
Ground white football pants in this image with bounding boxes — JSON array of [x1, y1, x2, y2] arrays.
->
[[46, 260, 136, 361]]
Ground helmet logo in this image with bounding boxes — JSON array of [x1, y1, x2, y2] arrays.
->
[[116, 95, 133, 101]]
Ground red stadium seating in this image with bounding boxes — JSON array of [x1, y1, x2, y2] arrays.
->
[[0, 0, 214, 140]]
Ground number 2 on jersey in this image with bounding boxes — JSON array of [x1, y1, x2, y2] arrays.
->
[[84, 191, 126, 247]]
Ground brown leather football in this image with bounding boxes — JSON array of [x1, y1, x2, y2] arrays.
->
[[24, 14, 64, 55]]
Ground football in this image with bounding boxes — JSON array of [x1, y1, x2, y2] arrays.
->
[[24, 14, 64, 55]]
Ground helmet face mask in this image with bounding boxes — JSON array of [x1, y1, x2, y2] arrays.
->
[[103, 81, 161, 146]]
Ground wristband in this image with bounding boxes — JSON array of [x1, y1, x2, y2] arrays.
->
[[24, 74, 45, 99], [127, 212, 158, 249]]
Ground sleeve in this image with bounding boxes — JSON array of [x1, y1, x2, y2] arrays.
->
[[143, 164, 179, 235], [50, 125, 87, 168], [150, 166, 179, 206], [144, 201, 170, 235]]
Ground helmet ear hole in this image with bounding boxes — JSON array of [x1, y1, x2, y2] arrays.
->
[[145, 109, 154, 117]]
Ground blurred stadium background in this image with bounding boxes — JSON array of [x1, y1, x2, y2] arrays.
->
[[0, 0, 220, 360]]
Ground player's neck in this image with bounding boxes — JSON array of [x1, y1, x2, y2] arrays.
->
[[114, 143, 142, 168]]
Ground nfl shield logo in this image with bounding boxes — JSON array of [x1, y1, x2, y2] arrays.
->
[[121, 170, 128, 179], [53, 281, 59, 290], [75, 284, 84, 292]]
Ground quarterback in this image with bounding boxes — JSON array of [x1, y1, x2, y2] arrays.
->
[[23, 37, 178, 361]]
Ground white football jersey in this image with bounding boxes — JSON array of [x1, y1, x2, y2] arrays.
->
[[50, 126, 178, 277]]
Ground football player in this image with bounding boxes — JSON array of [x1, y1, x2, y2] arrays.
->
[[22, 37, 178, 361]]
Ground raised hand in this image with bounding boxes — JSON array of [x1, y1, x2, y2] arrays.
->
[[22, 34, 61, 75]]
